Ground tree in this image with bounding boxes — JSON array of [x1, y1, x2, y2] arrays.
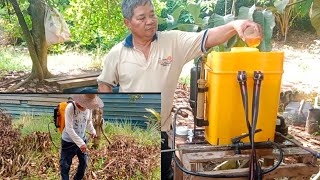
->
[[7, 0, 52, 92]]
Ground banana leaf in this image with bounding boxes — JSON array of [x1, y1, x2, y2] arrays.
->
[[253, 10, 275, 52], [274, 0, 290, 14], [238, 5, 256, 20], [295, 0, 314, 17], [310, 0, 320, 36]]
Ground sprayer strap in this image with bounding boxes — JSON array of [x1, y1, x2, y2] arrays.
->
[[68, 100, 76, 115], [251, 71, 264, 139]]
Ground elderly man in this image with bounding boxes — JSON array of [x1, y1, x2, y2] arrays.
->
[[97, 0, 262, 179]]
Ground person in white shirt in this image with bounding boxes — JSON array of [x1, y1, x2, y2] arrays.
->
[[60, 94, 104, 180]]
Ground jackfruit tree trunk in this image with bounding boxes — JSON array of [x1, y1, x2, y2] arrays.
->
[[29, 0, 51, 79], [8, 0, 51, 82]]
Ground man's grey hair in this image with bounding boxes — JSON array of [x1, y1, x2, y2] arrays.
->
[[121, 0, 154, 20]]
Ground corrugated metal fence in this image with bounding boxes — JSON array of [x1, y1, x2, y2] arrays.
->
[[0, 94, 161, 128]]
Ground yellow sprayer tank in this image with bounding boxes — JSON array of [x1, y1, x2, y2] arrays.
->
[[205, 47, 284, 145]]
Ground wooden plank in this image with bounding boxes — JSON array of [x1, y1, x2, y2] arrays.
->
[[265, 163, 318, 179], [187, 175, 246, 180], [182, 153, 192, 171], [44, 72, 101, 84], [174, 158, 184, 180], [184, 163, 318, 180], [57, 77, 98, 90], [27, 101, 60, 107], [185, 147, 313, 163], [186, 150, 251, 163], [312, 170, 320, 180], [185, 172, 247, 180], [0, 96, 68, 102], [34, 98, 68, 104]]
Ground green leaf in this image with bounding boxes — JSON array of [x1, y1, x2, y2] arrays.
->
[[202, 16, 210, 27], [227, 35, 238, 48], [234, 38, 247, 47], [295, 0, 313, 17], [165, 14, 175, 25], [0, 8, 6, 15], [212, 14, 234, 27], [145, 108, 161, 122], [311, 1, 320, 36], [177, 24, 199, 32], [274, 0, 290, 14], [172, 6, 184, 21], [157, 17, 166, 24], [227, 35, 246, 48], [238, 5, 256, 20], [218, 44, 225, 52], [253, 10, 275, 52], [187, 2, 201, 23]]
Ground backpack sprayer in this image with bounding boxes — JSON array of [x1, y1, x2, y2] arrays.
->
[[169, 47, 320, 179]]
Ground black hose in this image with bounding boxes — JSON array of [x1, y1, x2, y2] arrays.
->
[[238, 71, 252, 140], [172, 107, 284, 178], [173, 107, 248, 178], [248, 71, 263, 180], [47, 121, 79, 150], [261, 141, 283, 174], [48, 121, 61, 149]]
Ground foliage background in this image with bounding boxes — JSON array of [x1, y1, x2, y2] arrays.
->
[[0, 0, 318, 52]]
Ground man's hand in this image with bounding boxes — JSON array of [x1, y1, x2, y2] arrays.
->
[[80, 144, 87, 153], [205, 19, 263, 49], [98, 83, 113, 92], [232, 20, 262, 42], [91, 133, 97, 139]]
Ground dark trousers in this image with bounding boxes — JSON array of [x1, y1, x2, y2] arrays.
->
[[60, 140, 88, 180], [161, 132, 173, 180]]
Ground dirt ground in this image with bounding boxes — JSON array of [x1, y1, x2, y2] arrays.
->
[[274, 31, 320, 94]]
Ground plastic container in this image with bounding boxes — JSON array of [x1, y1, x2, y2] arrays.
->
[[176, 126, 188, 136], [205, 47, 284, 145], [243, 26, 262, 48]]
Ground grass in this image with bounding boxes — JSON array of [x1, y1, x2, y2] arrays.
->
[[13, 114, 161, 147], [0, 46, 30, 72], [179, 75, 190, 86], [13, 113, 61, 153], [13, 113, 52, 135], [0, 45, 105, 76], [104, 119, 161, 146]]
